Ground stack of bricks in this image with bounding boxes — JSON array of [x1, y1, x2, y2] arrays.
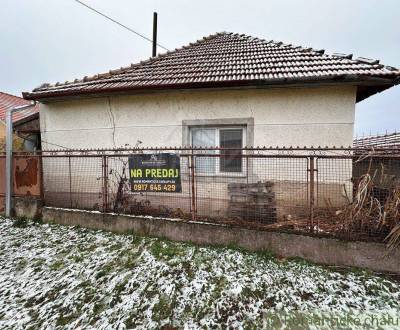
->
[[227, 181, 277, 223]]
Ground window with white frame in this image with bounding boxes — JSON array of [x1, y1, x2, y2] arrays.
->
[[190, 126, 246, 174]]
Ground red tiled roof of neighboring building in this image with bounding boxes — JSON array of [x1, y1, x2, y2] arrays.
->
[[23, 32, 400, 101], [0, 92, 39, 123], [354, 132, 400, 149]]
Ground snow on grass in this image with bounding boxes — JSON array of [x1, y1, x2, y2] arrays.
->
[[0, 218, 399, 329]]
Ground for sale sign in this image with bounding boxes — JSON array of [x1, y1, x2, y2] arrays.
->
[[128, 153, 182, 192]]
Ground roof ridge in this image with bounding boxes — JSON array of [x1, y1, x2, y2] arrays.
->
[[277, 39, 391, 69], [163, 33, 396, 72], [235, 34, 329, 57], [33, 32, 230, 91], [26, 31, 400, 99], [32, 32, 306, 91], [32, 32, 324, 91], [240, 34, 386, 67], [0, 91, 25, 100]]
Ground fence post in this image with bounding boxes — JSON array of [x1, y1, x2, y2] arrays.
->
[[5, 103, 36, 217], [39, 154, 44, 203], [189, 152, 197, 221], [102, 155, 109, 212], [68, 156, 72, 209], [309, 156, 315, 233]]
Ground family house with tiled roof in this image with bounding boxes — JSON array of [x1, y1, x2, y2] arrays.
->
[[24, 32, 399, 153], [23, 32, 400, 153], [23, 32, 400, 218]]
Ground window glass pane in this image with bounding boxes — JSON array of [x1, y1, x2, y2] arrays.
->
[[191, 128, 216, 173], [220, 129, 243, 173], [192, 128, 216, 147]]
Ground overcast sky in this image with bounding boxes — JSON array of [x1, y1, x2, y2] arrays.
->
[[1, 0, 399, 136]]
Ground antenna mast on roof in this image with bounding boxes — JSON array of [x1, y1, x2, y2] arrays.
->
[[152, 12, 158, 57]]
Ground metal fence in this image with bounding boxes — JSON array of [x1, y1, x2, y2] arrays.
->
[[24, 147, 400, 243], [0, 154, 42, 212]]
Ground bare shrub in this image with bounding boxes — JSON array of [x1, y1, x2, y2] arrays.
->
[[335, 166, 400, 251]]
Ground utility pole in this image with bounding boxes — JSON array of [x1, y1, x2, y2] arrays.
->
[[152, 12, 158, 57], [5, 103, 36, 217]]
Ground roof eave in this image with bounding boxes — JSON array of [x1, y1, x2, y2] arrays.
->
[[13, 112, 39, 127], [356, 76, 400, 102], [23, 75, 398, 103]]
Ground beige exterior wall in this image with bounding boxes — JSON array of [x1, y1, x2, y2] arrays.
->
[[40, 86, 357, 219], [40, 85, 356, 150]]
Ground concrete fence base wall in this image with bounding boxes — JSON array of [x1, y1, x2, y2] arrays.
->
[[42, 207, 400, 275]]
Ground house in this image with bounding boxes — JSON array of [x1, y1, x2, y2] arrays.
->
[[23, 32, 399, 151], [0, 92, 40, 151], [22, 32, 400, 218]]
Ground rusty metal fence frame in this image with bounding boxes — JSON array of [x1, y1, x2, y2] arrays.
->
[[0, 153, 43, 200], [10, 146, 400, 241]]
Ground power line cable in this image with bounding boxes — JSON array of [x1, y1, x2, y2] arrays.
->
[[72, 0, 169, 51], [40, 139, 71, 149]]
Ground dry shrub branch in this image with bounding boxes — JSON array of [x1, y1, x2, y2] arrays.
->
[[336, 163, 400, 252]]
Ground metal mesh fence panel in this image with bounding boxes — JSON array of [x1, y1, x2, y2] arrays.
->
[[36, 147, 400, 243], [42, 156, 103, 210]]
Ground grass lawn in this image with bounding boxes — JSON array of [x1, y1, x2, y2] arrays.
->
[[0, 218, 399, 329]]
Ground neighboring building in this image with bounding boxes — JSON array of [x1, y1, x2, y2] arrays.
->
[[354, 131, 400, 149], [353, 132, 400, 193], [22, 32, 400, 217], [0, 92, 40, 151], [13, 111, 41, 151]]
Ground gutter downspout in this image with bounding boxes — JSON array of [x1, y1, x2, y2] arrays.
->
[[6, 103, 36, 217]]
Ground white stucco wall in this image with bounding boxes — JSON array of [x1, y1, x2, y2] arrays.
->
[[40, 86, 357, 218], [39, 85, 356, 150]]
